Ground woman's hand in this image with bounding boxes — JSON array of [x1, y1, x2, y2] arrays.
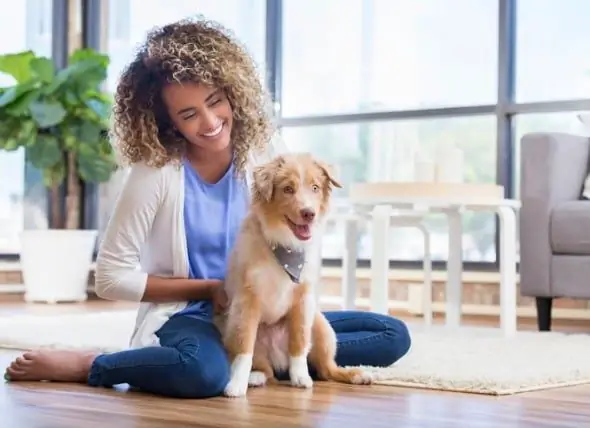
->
[[210, 282, 229, 314]]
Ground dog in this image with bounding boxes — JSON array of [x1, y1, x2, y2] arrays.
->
[[219, 152, 373, 398]]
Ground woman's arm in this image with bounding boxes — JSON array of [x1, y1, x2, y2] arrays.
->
[[142, 276, 221, 303], [95, 163, 216, 303]]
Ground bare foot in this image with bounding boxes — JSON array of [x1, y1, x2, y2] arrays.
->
[[3, 350, 98, 383]]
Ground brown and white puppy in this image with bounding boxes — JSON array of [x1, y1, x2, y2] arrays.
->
[[220, 153, 372, 398]]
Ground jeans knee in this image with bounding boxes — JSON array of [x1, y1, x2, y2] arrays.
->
[[169, 356, 230, 399], [381, 317, 412, 365]]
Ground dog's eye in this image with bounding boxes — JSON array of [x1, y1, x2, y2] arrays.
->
[[312, 184, 320, 192], [284, 186, 294, 194]]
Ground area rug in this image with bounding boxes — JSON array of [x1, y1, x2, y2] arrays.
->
[[1, 310, 589, 396]]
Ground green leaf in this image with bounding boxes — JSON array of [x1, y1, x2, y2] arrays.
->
[[30, 57, 55, 83], [0, 138, 20, 151], [27, 134, 62, 169], [3, 86, 41, 115], [85, 98, 110, 121], [42, 159, 66, 188], [0, 80, 38, 108], [0, 50, 35, 83], [78, 151, 116, 183], [29, 100, 67, 127]]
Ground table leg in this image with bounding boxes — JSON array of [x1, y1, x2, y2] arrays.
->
[[342, 215, 359, 310], [370, 205, 392, 314], [418, 224, 433, 326], [497, 206, 518, 336], [445, 208, 463, 329]]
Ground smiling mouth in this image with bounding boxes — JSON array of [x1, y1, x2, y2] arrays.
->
[[200, 122, 224, 138], [285, 216, 312, 241]]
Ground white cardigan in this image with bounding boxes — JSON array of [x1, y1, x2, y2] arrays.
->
[[95, 139, 287, 348]]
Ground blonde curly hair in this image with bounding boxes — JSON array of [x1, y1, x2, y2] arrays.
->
[[111, 17, 275, 174]]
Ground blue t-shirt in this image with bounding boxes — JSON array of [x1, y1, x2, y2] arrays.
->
[[176, 158, 249, 320]]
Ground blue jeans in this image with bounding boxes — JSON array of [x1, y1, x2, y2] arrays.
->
[[87, 311, 411, 398]]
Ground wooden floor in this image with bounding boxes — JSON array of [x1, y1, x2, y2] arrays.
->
[[1, 299, 590, 427]]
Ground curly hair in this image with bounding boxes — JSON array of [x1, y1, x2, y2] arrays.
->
[[111, 17, 275, 174]]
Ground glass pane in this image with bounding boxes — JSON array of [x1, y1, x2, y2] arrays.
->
[[280, 115, 497, 262], [513, 112, 590, 199], [281, 0, 498, 117], [106, 0, 267, 92], [515, 0, 590, 102], [0, 0, 52, 254]]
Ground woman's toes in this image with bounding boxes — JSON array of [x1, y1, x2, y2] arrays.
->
[[15, 356, 33, 368], [5, 366, 27, 381]]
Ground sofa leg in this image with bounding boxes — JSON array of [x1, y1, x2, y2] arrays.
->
[[535, 297, 553, 331]]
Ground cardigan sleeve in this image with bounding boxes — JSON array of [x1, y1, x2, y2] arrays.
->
[[94, 163, 164, 302]]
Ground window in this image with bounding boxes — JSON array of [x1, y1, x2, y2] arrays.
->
[[280, 115, 497, 262], [281, 0, 499, 117], [106, 0, 266, 92], [515, 0, 590, 102], [0, 0, 52, 255]]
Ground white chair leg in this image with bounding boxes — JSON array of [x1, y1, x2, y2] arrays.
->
[[444, 208, 463, 329], [497, 206, 518, 336], [342, 215, 359, 310], [418, 224, 433, 326], [370, 205, 392, 314], [310, 222, 325, 306]]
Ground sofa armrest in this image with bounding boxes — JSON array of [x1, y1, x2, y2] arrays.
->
[[519, 132, 590, 297]]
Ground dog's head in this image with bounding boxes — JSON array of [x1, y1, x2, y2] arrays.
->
[[251, 152, 342, 248]]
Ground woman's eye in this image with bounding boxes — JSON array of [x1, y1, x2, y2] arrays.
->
[[312, 184, 320, 192]]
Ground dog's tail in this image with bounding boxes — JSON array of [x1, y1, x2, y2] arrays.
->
[[318, 361, 373, 385]]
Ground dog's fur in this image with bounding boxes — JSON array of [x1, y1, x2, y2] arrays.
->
[[219, 152, 372, 397]]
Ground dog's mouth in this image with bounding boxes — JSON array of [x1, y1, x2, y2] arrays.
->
[[285, 216, 312, 241]]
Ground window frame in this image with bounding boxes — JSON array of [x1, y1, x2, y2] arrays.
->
[[5, 0, 590, 271]]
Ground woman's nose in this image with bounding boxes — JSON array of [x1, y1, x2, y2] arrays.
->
[[200, 109, 220, 132]]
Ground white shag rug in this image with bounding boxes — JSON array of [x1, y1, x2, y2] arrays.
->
[[1, 310, 589, 396]]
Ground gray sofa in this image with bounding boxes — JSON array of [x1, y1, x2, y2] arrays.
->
[[520, 132, 590, 331]]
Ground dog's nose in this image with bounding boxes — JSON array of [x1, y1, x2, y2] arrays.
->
[[300, 208, 316, 222]]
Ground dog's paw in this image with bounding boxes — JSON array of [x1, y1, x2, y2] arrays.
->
[[289, 368, 313, 389], [248, 371, 267, 387], [350, 369, 373, 385], [224, 378, 249, 398], [289, 355, 313, 388]]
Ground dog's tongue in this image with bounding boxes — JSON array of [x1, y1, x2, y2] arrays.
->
[[294, 224, 312, 241]]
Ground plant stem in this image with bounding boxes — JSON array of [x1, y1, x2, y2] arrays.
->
[[65, 151, 81, 230], [49, 184, 62, 229]]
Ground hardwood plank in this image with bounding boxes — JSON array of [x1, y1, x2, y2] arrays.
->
[[1, 300, 590, 427]]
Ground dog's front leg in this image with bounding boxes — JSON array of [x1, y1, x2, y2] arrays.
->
[[287, 282, 314, 389], [223, 290, 262, 398]]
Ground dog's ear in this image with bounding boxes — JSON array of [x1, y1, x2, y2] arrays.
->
[[314, 160, 342, 190], [252, 156, 284, 202]]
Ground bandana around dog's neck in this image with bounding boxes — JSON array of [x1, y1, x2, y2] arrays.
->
[[270, 243, 306, 283]]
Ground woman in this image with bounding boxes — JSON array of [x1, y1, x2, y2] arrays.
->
[[3, 18, 411, 398]]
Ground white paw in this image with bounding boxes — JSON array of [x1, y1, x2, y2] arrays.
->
[[248, 371, 267, 387], [290, 370, 313, 389], [224, 354, 252, 398], [351, 370, 373, 385], [289, 355, 313, 388], [224, 377, 249, 397]]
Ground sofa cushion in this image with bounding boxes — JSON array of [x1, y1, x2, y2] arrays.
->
[[551, 201, 590, 254]]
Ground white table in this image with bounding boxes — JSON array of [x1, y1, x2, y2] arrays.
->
[[341, 196, 521, 337]]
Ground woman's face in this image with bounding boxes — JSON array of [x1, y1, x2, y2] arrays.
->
[[161, 81, 233, 155]]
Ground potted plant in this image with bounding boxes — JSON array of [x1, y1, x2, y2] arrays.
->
[[0, 48, 117, 303]]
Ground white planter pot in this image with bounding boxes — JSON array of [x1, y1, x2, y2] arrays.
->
[[19, 229, 98, 303]]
